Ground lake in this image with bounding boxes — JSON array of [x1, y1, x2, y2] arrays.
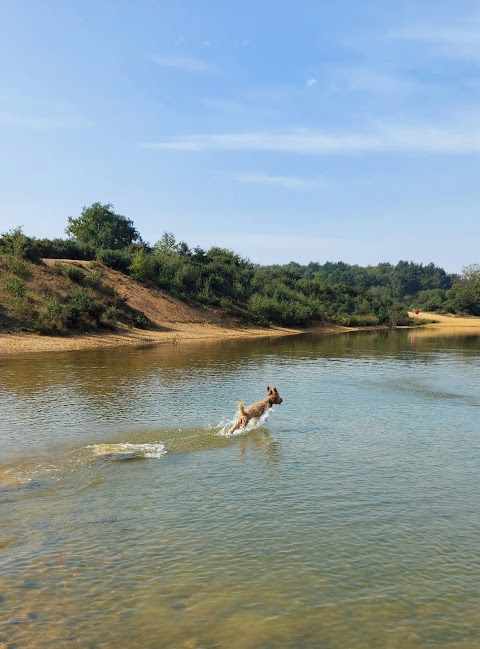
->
[[1, 330, 480, 649]]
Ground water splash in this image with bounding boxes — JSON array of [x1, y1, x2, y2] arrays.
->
[[217, 407, 273, 436], [87, 443, 167, 460]]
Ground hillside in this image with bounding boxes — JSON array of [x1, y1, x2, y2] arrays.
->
[[0, 257, 300, 354]]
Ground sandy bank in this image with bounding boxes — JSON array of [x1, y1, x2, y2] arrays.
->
[[0, 322, 306, 356], [1, 311, 478, 356], [408, 311, 480, 337]]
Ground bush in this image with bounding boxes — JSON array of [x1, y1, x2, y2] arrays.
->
[[35, 237, 96, 260], [105, 307, 118, 323], [338, 314, 379, 327], [65, 289, 105, 329], [85, 267, 103, 288], [50, 262, 66, 277], [129, 248, 159, 283], [133, 313, 150, 329], [0, 227, 42, 261], [64, 265, 85, 284], [1, 275, 27, 298], [4, 255, 31, 278], [35, 296, 66, 335], [96, 248, 132, 272]]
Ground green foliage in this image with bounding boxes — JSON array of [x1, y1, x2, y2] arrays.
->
[[0, 226, 42, 261], [35, 237, 96, 260], [415, 288, 447, 312], [96, 248, 132, 272], [133, 313, 150, 329], [85, 267, 103, 288], [65, 289, 105, 329], [66, 202, 141, 250], [35, 296, 65, 335], [64, 265, 85, 284], [2, 215, 473, 332], [4, 254, 31, 278], [2, 275, 27, 298], [50, 262, 66, 277], [445, 264, 480, 315], [129, 248, 159, 283], [105, 307, 118, 323]]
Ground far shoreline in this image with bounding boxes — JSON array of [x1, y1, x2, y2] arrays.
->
[[0, 311, 478, 356]]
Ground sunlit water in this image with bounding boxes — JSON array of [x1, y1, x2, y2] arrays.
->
[[1, 330, 479, 649]]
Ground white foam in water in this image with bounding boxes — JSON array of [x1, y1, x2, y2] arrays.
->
[[217, 407, 273, 436], [88, 443, 167, 460]]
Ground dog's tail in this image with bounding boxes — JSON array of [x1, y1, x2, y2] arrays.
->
[[238, 401, 246, 415]]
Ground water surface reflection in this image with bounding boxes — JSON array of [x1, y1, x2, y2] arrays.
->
[[1, 331, 479, 648]]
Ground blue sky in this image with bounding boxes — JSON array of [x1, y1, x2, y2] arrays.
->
[[1, 0, 479, 273]]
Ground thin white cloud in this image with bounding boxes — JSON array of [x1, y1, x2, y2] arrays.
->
[[236, 172, 326, 190], [330, 65, 420, 95], [148, 54, 218, 72], [142, 131, 378, 153], [141, 124, 480, 155], [306, 78, 318, 86], [391, 26, 480, 60]]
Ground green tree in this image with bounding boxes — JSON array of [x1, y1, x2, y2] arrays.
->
[[446, 264, 480, 315], [66, 203, 141, 250]]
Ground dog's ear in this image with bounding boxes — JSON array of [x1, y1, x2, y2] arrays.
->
[[267, 385, 271, 393]]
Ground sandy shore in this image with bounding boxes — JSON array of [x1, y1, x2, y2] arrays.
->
[[0, 322, 306, 356], [0, 311, 478, 356], [408, 311, 480, 337]]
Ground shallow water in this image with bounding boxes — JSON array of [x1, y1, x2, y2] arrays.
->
[[1, 330, 479, 648]]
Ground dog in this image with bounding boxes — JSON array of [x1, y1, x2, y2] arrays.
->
[[229, 385, 283, 434]]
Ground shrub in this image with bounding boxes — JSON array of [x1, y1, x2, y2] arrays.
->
[[65, 289, 105, 329], [96, 248, 132, 272], [4, 255, 31, 278], [35, 237, 96, 260], [85, 267, 103, 288], [133, 313, 150, 329], [2, 275, 27, 298], [105, 307, 118, 323], [50, 262, 66, 277], [35, 296, 66, 335], [64, 265, 85, 284], [129, 248, 159, 283], [339, 314, 379, 327], [0, 227, 42, 261]]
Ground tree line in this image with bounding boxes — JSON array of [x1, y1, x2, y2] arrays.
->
[[1, 202, 479, 330]]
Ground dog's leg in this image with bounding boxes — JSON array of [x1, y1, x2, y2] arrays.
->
[[229, 402, 248, 434], [229, 419, 241, 434], [229, 415, 248, 434]]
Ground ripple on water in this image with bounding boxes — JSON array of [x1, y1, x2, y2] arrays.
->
[[0, 333, 479, 648]]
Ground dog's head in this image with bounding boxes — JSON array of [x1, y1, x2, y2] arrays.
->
[[267, 385, 283, 405]]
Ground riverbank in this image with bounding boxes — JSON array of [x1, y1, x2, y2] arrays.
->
[[1, 310, 478, 356], [0, 258, 350, 355], [0, 321, 305, 355], [408, 311, 480, 337]]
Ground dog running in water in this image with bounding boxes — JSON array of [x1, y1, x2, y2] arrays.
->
[[229, 385, 283, 434]]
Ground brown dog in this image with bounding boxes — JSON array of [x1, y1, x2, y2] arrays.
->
[[229, 385, 283, 434]]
